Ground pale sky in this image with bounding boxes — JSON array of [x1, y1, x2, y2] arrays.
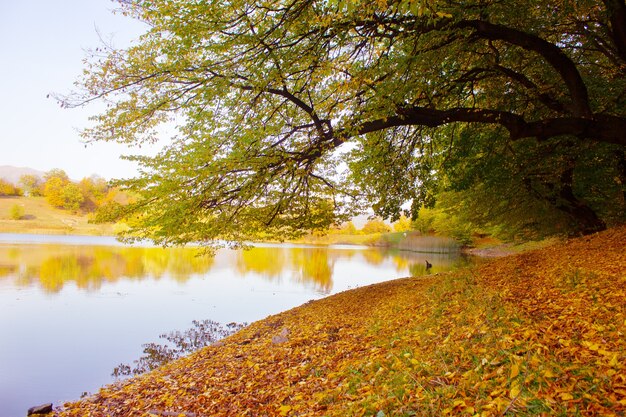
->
[[0, 1, 153, 180]]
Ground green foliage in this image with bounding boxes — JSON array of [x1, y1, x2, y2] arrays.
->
[[428, 195, 479, 246], [410, 202, 478, 245], [61, 0, 626, 246], [9, 204, 25, 220], [61, 183, 85, 212], [411, 206, 436, 235], [437, 129, 626, 239]]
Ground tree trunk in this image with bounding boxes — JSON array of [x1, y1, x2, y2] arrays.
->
[[617, 149, 626, 205], [556, 169, 606, 235]]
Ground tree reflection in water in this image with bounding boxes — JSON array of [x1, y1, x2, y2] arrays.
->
[[112, 320, 247, 377], [0, 245, 214, 293], [0, 241, 472, 295], [235, 247, 335, 293]]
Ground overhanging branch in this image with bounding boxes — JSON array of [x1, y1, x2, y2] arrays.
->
[[456, 20, 593, 118], [346, 106, 626, 146]]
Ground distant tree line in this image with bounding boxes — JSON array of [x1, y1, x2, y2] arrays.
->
[[1, 168, 129, 214]]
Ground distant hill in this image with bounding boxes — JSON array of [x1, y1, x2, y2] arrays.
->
[[0, 166, 45, 184]]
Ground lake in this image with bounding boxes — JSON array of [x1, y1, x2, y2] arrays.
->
[[0, 234, 469, 416]]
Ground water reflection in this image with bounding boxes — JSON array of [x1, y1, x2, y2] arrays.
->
[[0, 245, 214, 293], [0, 242, 470, 295], [237, 247, 336, 293], [233, 246, 468, 294]]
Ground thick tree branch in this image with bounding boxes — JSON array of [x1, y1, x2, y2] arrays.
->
[[347, 107, 626, 146], [237, 84, 330, 141], [456, 20, 593, 117], [603, 0, 626, 61], [455, 65, 566, 113]]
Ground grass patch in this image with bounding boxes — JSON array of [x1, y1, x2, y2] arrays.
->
[[0, 196, 114, 235]]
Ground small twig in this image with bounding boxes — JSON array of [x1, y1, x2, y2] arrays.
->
[[501, 393, 520, 416], [501, 351, 531, 416]]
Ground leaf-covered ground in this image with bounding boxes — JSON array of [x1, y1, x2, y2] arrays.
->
[[55, 227, 626, 416]]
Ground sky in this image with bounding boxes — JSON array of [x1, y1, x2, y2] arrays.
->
[[0, 1, 153, 180]]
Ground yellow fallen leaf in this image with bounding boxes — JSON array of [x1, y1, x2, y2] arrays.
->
[[509, 384, 521, 398], [510, 363, 520, 379], [452, 399, 466, 407]]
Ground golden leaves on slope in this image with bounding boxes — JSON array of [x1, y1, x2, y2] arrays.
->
[[56, 227, 626, 416]]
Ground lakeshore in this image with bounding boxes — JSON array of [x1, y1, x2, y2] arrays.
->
[[52, 226, 626, 416]]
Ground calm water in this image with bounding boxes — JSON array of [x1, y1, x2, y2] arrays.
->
[[0, 234, 468, 415]]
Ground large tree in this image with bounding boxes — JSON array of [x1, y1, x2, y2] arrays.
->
[[64, 0, 626, 247]]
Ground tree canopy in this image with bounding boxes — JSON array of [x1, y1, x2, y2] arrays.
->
[[63, 0, 626, 247]]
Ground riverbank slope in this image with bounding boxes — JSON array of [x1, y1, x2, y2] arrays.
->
[[49, 226, 626, 416]]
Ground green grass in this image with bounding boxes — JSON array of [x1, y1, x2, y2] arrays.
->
[[0, 196, 115, 235]]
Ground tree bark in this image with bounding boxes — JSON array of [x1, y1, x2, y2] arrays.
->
[[604, 0, 626, 62], [556, 168, 606, 235], [349, 106, 626, 147], [617, 149, 626, 205]]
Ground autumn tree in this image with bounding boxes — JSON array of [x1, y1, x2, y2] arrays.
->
[[339, 221, 358, 235], [0, 179, 21, 196], [362, 219, 392, 234], [61, 183, 85, 212], [393, 215, 413, 232], [62, 0, 626, 247], [79, 175, 110, 211], [43, 169, 84, 211], [18, 175, 43, 196], [44, 169, 70, 183], [43, 170, 70, 208], [44, 177, 67, 208]]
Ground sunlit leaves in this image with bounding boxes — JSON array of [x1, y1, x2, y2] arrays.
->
[[60, 0, 626, 243]]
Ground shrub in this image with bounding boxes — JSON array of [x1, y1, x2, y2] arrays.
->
[[9, 204, 25, 220]]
